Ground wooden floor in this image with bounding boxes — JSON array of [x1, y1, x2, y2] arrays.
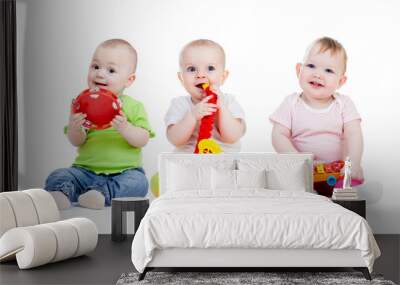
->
[[0, 235, 398, 285]]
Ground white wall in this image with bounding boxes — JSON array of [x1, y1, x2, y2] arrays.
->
[[17, 0, 400, 233]]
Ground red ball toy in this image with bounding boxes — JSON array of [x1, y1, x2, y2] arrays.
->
[[72, 88, 121, 130]]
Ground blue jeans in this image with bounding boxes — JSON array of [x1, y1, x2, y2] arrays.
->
[[44, 166, 148, 206]]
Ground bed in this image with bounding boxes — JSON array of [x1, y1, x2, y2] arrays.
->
[[131, 153, 380, 280]]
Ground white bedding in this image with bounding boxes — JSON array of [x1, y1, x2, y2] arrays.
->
[[131, 190, 380, 273]]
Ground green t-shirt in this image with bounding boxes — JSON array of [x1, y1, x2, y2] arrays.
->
[[69, 95, 155, 174]]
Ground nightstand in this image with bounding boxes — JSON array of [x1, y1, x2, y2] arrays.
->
[[111, 197, 149, 242], [332, 199, 366, 219]]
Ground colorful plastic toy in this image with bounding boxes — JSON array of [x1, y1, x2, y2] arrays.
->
[[334, 178, 363, 188], [194, 83, 221, 154], [313, 160, 363, 196], [72, 88, 121, 130], [198, 138, 222, 154], [313, 160, 344, 186]]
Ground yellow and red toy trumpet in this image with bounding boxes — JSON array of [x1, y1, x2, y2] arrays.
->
[[194, 83, 221, 154]]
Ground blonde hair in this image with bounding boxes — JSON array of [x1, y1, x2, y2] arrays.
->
[[98, 39, 138, 73], [179, 39, 226, 68], [307, 37, 347, 73]]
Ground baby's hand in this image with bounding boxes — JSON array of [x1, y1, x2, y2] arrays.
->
[[210, 85, 225, 109], [89, 87, 100, 93], [68, 112, 86, 131], [111, 111, 128, 132], [192, 96, 217, 120]]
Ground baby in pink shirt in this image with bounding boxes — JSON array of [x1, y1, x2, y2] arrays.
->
[[270, 37, 364, 182]]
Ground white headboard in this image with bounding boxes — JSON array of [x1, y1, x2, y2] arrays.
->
[[159, 153, 313, 195]]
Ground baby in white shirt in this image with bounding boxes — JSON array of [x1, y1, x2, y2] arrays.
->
[[165, 39, 246, 153]]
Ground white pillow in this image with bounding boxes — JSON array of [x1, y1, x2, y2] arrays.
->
[[266, 163, 306, 191], [238, 158, 307, 191], [167, 162, 212, 191], [211, 168, 237, 190], [236, 169, 268, 189], [211, 169, 268, 190]]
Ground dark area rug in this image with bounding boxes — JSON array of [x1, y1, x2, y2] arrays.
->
[[116, 271, 396, 285]]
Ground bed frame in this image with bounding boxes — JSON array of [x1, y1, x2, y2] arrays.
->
[[140, 248, 370, 280], [138, 153, 371, 280]]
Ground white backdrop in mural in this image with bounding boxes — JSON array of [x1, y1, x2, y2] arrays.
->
[[16, 0, 400, 233]]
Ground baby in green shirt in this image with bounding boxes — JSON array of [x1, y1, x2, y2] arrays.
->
[[45, 39, 154, 210]]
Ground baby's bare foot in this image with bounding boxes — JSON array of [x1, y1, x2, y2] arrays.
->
[[78, 190, 105, 210], [50, 191, 71, 210]]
